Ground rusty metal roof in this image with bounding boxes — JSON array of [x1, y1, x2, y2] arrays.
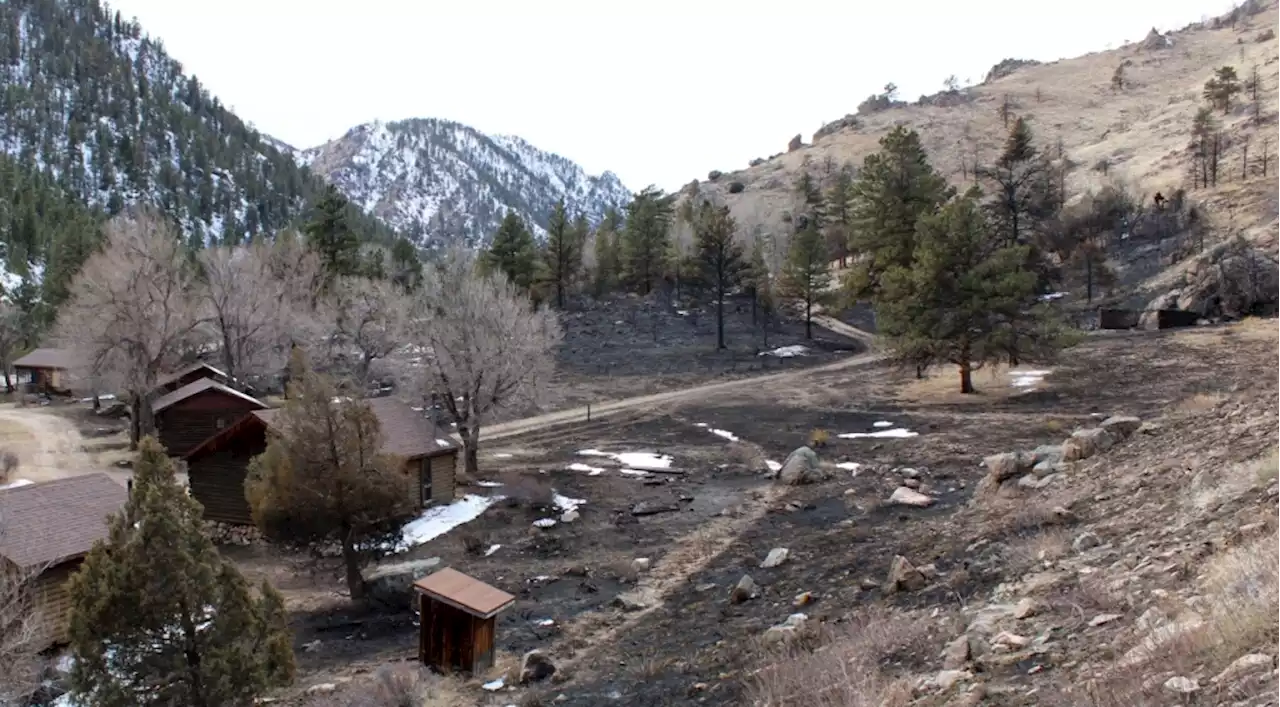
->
[[153, 378, 267, 413], [414, 567, 515, 619], [12, 348, 75, 370], [0, 474, 127, 570], [254, 397, 455, 459]]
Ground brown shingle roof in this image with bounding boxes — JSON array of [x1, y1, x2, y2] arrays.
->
[[414, 567, 515, 618], [12, 348, 75, 370], [153, 378, 267, 413], [154, 361, 228, 391], [0, 474, 127, 570], [253, 397, 455, 459]]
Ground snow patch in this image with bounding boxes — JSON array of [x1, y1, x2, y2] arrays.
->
[[577, 449, 673, 470], [399, 494, 501, 549], [484, 544, 502, 557], [759, 345, 808, 358], [1010, 369, 1052, 388], [709, 428, 739, 442], [492, 453, 513, 459], [553, 492, 585, 513], [475, 480, 504, 488], [0, 478, 33, 490], [533, 518, 557, 528], [567, 462, 605, 474], [836, 462, 862, 473], [436, 438, 452, 446], [482, 678, 505, 691], [766, 460, 782, 472], [619, 468, 650, 477], [872, 421, 894, 428], [838, 428, 919, 439]]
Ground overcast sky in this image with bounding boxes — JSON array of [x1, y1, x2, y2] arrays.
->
[[107, 0, 1235, 193]]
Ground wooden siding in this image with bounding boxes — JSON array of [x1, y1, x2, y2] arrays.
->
[[187, 440, 265, 525], [419, 594, 497, 673], [429, 452, 457, 504], [156, 391, 264, 457], [32, 559, 82, 647]]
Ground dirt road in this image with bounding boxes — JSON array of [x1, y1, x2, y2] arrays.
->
[[0, 405, 130, 488]]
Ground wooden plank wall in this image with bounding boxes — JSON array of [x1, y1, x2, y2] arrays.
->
[[187, 443, 263, 524], [33, 559, 82, 646]]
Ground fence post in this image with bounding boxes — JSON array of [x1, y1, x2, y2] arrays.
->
[[587, 403, 591, 422]]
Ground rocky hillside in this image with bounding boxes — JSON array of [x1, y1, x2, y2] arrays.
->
[[298, 119, 633, 248], [690, 1, 1279, 284]]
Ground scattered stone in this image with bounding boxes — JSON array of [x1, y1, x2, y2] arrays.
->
[[888, 486, 934, 507], [1031, 444, 1064, 465], [1089, 613, 1122, 627], [301, 639, 322, 653], [520, 650, 557, 683], [631, 557, 651, 574], [761, 548, 790, 569], [1136, 607, 1168, 632], [1018, 474, 1058, 490], [942, 635, 971, 669], [731, 574, 759, 603], [762, 613, 809, 645], [917, 563, 938, 579], [1099, 415, 1141, 439], [992, 631, 1030, 649], [903, 478, 922, 489], [305, 684, 338, 695], [559, 509, 580, 523], [611, 594, 647, 612], [1062, 428, 1115, 461], [1013, 598, 1039, 619], [778, 447, 827, 485], [984, 452, 1029, 482], [1163, 676, 1199, 694], [792, 591, 814, 608], [1212, 653, 1273, 684], [631, 501, 679, 516], [1073, 531, 1102, 552], [886, 555, 928, 592], [859, 578, 880, 590], [934, 669, 972, 691], [1137, 421, 1162, 435]]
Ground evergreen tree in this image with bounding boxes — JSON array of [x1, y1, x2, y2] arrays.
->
[[794, 170, 826, 232], [246, 357, 415, 601], [305, 184, 362, 281], [686, 201, 746, 349], [389, 236, 422, 290], [781, 227, 830, 339], [876, 191, 1068, 393], [540, 199, 578, 308], [621, 186, 674, 295], [823, 169, 854, 268], [846, 126, 952, 300], [1188, 107, 1223, 188], [1203, 65, 1242, 113], [592, 208, 623, 296], [482, 211, 538, 292], [743, 234, 769, 326], [980, 117, 1059, 253], [67, 437, 294, 707]]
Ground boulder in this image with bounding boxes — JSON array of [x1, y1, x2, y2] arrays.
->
[[1163, 676, 1199, 694], [984, 451, 1035, 481], [888, 486, 934, 507], [778, 447, 826, 485], [761, 548, 790, 569], [730, 574, 759, 603], [363, 557, 441, 610], [762, 613, 809, 645], [1099, 415, 1141, 440], [886, 555, 927, 592], [1031, 445, 1063, 465], [707, 170, 723, 181], [1151, 240, 1280, 319], [1062, 428, 1114, 461], [787, 134, 803, 152], [631, 557, 651, 574], [1138, 27, 1171, 51], [519, 650, 557, 683], [1211, 653, 1274, 684], [942, 635, 971, 669]]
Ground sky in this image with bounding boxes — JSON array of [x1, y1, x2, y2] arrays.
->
[[106, 0, 1238, 193]]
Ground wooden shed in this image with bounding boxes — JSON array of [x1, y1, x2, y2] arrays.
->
[[182, 396, 460, 525], [0, 473, 128, 647], [153, 378, 268, 457], [414, 567, 514, 673], [12, 347, 75, 394], [153, 361, 229, 395]]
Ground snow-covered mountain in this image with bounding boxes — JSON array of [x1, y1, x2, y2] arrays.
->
[[297, 119, 632, 248]]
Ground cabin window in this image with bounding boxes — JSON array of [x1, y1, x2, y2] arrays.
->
[[215, 417, 227, 430], [420, 457, 433, 505]]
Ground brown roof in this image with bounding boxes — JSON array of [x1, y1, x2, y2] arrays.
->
[[12, 348, 75, 370], [153, 378, 267, 413], [154, 361, 228, 391], [0, 474, 127, 570], [414, 567, 515, 618], [254, 397, 455, 459]]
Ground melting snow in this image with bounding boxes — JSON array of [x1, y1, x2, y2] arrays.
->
[[709, 428, 739, 442], [482, 678, 505, 691], [766, 460, 782, 472], [492, 453, 513, 459], [399, 494, 501, 549], [838, 428, 919, 439], [475, 480, 504, 488], [484, 544, 502, 557], [1010, 370, 1052, 388], [1039, 292, 1067, 301], [836, 462, 862, 472], [759, 345, 808, 358], [872, 421, 894, 428], [436, 438, 452, 446], [0, 479, 33, 490], [553, 493, 585, 512], [533, 518, 557, 528], [577, 449, 674, 470], [567, 462, 605, 475], [619, 468, 650, 476], [537, 618, 556, 627]]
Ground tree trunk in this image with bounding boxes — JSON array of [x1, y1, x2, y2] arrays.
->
[[129, 396, 141, 450], [804, 295, 813, 340], [750, 293, 757, 326], [1085, 257, 1093, 304], [3, 368, 10, 394], [463, 424, 481, 477], [958, 360, 974, 394], [341, 526, 365, 601], [716, 290, 725, 350], [915, 363, 925, 380]]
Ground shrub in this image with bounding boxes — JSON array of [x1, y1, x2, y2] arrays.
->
[[501, 476, 555, 511], [809, 429, 830, 448], [1256, 28, 1275, 41], [0, 449, 17, 479], [459, 531, 488, 556], [707, 170, 723, 181]]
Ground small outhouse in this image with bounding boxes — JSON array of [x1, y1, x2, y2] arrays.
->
[[413, 567, 514, 674]]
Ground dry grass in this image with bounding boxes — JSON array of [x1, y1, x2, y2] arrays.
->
[[808, 428, 830, 448], [1175, 391, 1228, 414], [299, 666, 472, 707], [746, 607, 950, 706], [1175, 317, 1279, 351], [1004, 527, 1072, 574], [895, 363, 1043, 404]]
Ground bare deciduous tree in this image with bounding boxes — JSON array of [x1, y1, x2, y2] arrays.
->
[[325, 276, 413, 388], [54, 208, 208, 448], [410, 247, 562, 475], [0, 511, 50, 707], [197, 240, 302, 387]]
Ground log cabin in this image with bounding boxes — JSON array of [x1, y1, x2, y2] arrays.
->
[[414, 567, 515, 673], [182, 396, 459, 525], [0, 473, 128, 647], [153, 378, 269, 457], [153, 361, 229, 396]]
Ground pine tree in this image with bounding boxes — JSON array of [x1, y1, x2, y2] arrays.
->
[[743, 234, 768, 326], [847, 126, 952, 300], [246, 358, 414, 601], [540, 199, 578, 308], [1189, 107, 1220, 188], [794, 170, 825, 232], [782, 227, 830, 339], [305, 183, 362, 282], [823, 169, 854, 268], [1203, 66, 1242, 113], [621, 186, 674, 295], [686, 201, 746, 349], [482, 211, 538, 293], [592, 208, 623, 296], [981, 117, 1059, 251], [876, 191, 1068, 393], [389, 236, 422, 290], [67, 437, 294, 707]]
